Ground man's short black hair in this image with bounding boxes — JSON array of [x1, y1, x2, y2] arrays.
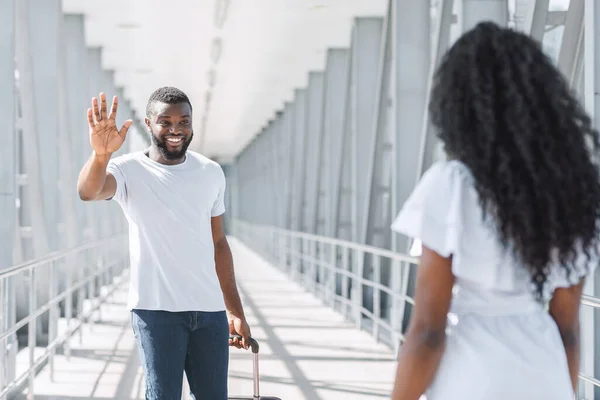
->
[[146, 86, 193, 117]]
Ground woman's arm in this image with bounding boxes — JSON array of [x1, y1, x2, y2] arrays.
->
[[391, 245, 454, 400], [548, 278, 585, 393]]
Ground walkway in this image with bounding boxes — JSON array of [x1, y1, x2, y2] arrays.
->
[[18, 238, 397, 400]]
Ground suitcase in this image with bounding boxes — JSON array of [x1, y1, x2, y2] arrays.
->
[[228, 334, 282, 400]]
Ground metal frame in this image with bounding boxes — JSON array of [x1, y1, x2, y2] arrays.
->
[[233, 219, 600, 399], [219, 0, 600, 394], [0, 0, 16, 390], [583, 0, 600, 398], [2, 3, 145, 396], [0, 235, 129, 399], [317, 49, 350, 238]]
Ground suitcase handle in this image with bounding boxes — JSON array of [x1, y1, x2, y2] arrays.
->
[[229, 334, 259, 354], [229, 334, 260, 398]]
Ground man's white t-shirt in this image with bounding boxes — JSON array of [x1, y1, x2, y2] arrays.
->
[[107, 150, 227, 312]]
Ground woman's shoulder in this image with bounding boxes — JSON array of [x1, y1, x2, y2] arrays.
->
[[408, 159, 474, 201], [391, 159, 480, 257]]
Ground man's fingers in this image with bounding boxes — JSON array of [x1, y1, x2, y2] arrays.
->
[[99, 92, 107, 120], [92, 97, 100, 123], [87, 108, 94, 129], [119, 120, 133, 139], [108, 95, 118, 120]]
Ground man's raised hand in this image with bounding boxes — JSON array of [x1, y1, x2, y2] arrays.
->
[[88, 92, 133, 156]]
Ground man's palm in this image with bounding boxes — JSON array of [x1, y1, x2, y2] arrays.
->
[[88, 92, 132, 156]]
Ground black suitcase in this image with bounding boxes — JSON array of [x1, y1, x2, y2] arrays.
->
[[228, 335, 282, 400]]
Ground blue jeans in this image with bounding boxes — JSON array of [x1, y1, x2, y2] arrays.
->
[[131, 309, 229, 400]]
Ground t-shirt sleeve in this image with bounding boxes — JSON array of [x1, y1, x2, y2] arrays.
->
[[391, 162, 467, 258], [211, 165, 226, 217], [106, 158, 128, 205]]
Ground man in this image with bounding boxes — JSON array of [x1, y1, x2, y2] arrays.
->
[[77, 87, 251, 399]]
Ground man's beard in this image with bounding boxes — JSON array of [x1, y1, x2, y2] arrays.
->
[[151, 132, 193, 160]]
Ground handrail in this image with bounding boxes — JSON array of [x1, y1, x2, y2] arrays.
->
[[0, 234, 129, 400], [241, 221, 600, 309], [0, 234, 124, 279], [264, 224, 419, 264], [582, 294, 600, 309], [232, 220, 600, 397]]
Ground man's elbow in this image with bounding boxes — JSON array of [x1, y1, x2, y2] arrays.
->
[[77, 185, 96, 202], [78, 193, 93, 201]]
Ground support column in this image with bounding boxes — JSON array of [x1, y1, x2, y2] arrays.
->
[[583, 1, 599, 398], [517, 0, 550, 40], [28, 0, 62, 253], [63, 14, 89, 246], [336, 17, 384, 243], [273, 102, 295, 273], [283, 102, 295, 230], [0, 0, 16, 270], [56, 9, 82, 324], [86, 48, 105, 242], [302, 72, 325, 234], [317, 49, 350, 238], [416, 0, 454, 180], [362, 2, 394, 250], [557, 0, 584, 87], [289, 89, 307, 232], [14, 0, 50, 261], [391, 0, 431, 253], [390, 0, 431, 337], [0, 0, 17, 388]]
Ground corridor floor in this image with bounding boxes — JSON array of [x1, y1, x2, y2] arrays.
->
[[19, 238, 397, 400]]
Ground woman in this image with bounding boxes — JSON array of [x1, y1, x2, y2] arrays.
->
[[390, 22, 600, 399]]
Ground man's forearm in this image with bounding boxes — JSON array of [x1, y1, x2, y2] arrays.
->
[[77, 152, 111, 200], [215, 238, 245, 318]]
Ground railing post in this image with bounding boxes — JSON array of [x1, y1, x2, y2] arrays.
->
[[278, 232, 285, 271], [396, 260, 412, 353], [310, 240, 317, 295], [87, 247, 95, 332], [77, 251, 85, 344], [96, 249, 103, 323], [298, 237, 310, 290], [0, 278, 5, 396], [48, 259, 57, 382], [390, 258, 402, 355], [318, 242, 325, 299], [64, 252, 73, 359], [373, 255, 381, 342], [353, 250, 364, 330], [341, 247, 350, 318], [289, 236, 296, 281], [27, 267, 36, 400], [317, 242, 324, 300], [327, 243, 336, 307]]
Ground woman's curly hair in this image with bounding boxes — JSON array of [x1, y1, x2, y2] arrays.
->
[[429, 21, 600, 301]]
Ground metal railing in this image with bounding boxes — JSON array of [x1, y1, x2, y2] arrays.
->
[[232, 220, 600, 399], [0, 235, 129, 400]]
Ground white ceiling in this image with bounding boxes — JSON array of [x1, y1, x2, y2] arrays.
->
[[61, 0, 387, 160]]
